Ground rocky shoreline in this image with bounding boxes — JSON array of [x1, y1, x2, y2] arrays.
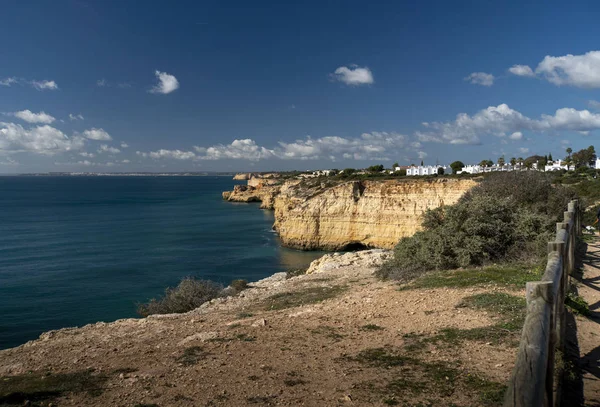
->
[[0, 245, 516, 406]]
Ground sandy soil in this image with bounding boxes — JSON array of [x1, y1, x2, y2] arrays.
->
[[574, 238, 600, 406], [0, 250, 519, 407]]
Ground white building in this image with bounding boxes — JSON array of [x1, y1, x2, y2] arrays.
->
[[596, 158, 600, 169], [458, 164, 516, 174], [406, 165, 449, 176], [545, 159, 575, 172]]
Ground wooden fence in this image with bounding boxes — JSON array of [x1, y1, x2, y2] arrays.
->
[[504, 199, 580, 406]]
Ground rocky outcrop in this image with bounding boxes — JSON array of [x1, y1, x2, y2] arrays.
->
[[273, 178, 476, 250], [306, 249, 391, 274], [233, 173, 251, 180], [223, 184, 281, 209]]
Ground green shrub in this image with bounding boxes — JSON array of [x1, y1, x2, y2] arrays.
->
[[378, 172, 576, 281], [230, 279, 249, 293], [137, 277, 223, 316]]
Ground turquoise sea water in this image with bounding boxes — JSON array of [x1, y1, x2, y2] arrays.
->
[[0, 176, 322, 350]]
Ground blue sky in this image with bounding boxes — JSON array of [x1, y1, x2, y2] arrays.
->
[[1, 0, 600, 172]]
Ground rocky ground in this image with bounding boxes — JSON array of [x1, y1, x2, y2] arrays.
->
[[0, 250, 521, 407]]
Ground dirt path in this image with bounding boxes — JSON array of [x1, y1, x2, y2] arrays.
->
[[0, 251, 523, 407], [576, 237, 600, 406]]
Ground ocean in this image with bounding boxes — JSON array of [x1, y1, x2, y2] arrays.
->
[[0, 176, 322, 350]]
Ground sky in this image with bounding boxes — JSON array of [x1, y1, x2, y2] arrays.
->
[[2, 0, 600, 173]]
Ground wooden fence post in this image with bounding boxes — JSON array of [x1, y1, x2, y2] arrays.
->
[[504, 281, 554, 407]]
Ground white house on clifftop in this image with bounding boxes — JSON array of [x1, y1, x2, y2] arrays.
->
[[406, 165, 449, 176]]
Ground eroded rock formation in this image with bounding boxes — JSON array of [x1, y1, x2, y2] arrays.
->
[[273, 178, 476, 250], [222, 184, 281, 209], [225, 178, 476, 250]]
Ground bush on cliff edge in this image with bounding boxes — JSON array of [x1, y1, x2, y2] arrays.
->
[[377, 172, 575, 281], [137, 278, 224, 317]]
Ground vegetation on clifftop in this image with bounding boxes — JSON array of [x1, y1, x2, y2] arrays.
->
[[377, 171, 576, 281], [137, 277, 249, 316]]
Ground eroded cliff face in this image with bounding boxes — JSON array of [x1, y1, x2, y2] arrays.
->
[[222, 184, 282, 209], [273, 178, 476, 250]]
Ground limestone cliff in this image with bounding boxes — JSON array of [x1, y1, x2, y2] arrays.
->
[[272, 178, 476, 250], [222, 184, 281, 210]]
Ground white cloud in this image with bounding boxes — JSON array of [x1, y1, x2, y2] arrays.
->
[[415, 103, 600, 145], [417, 151, 428, 159], [519, 147, 530, 154], [149, 70, 179, 94], [540, 107, 600, 131], [509, 131, 523, 140], [69, 113, 84, 121], [122, 159, 130, 163], [508, 65, 535, 77], [172, 132, 409, 162], [82, 128, 112, 141], [79, 152, 95, 158], [532, 50, 600, 88], [97, 144, 120, 154], [8, 110, 55, 124], [97, 79, 108, 87], [120, 142, 129, 148], [0, 77, 18, 87], [196, 139, 274, 161], [136, 131, 410, 163], [588, 100, 600, 110], [464, 72, 494, 86], [273, 132, 408, 161], [0, 122, 84, 155], [148, 149, 195, 160], [331, 66, 374, 86], [30, 80, 58, 91], [0, 77, 59, 90]]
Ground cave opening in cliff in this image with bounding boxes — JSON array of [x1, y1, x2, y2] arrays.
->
[[341, 242, 369, 251]]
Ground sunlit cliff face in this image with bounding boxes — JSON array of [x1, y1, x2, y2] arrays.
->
[[273, 179, 477, 251]]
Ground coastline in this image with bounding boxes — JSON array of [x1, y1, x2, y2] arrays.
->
[[0, 247, 517, 406], [2, 250, 389, 354]]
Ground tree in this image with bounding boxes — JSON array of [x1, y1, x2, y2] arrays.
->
[[517, 157, 524, 167], [566, 147, 572, 159], [437, 167, 445, 175], [510, 157, 517, 166], [548, 153, 553, 162], [450, 161, 465, 174], [497, 156, 505, 166], [571, 145, 597, 168], [524, 155, 544, 169], [420, 160, 424, 166], [341, 168, 356, 176], [564, 156, 572, 169], [392, 162, 399, 169], [367, 164, 384, 173], [479, 159, 493, 167]]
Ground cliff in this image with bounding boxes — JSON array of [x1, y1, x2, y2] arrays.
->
[[272, 178, 476, 250], [222, 184, 282, 210], [223, 177, 476, 250]]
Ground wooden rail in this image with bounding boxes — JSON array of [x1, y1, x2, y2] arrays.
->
[[504, 200, 580, 406]]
